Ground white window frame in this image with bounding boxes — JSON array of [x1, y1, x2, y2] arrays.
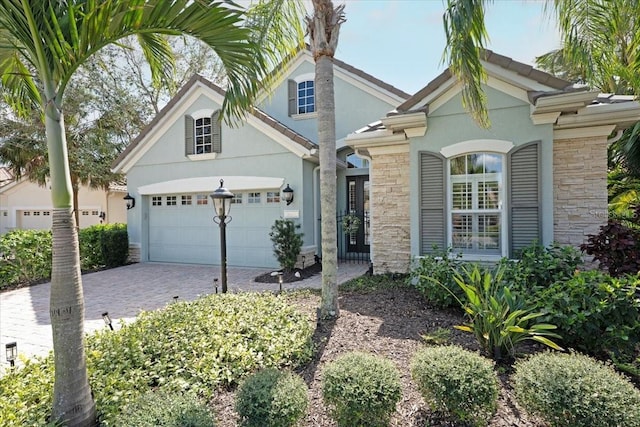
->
[[187, 109, 219, 161], [248, 192, 261, 204], [292, 73, 317, 120]]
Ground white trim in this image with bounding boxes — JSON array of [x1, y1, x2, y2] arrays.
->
[[440, 139, 514, 158], [530, 111, 561, 125], [291, 112, 318, 120], [293, 73, 315, 83], [554, 125, 616, 140], [191, 108, 215, 118], [137, 176, 285, 195], [187, 153, 217, 161]]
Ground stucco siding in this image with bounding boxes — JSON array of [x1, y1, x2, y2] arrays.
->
[[553, 135, 608, 246]]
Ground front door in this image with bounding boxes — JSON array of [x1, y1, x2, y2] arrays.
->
[[346, 176, 370, 253]]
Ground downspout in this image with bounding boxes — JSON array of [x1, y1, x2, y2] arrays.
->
[[354, 149, 373, 270]]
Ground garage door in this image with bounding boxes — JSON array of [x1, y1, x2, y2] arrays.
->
[[17, 210, 52, 230], [148, 192, 282, 268]]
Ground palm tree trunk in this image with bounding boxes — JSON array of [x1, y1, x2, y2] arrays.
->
[[45, 104, 96, 427], [309, 0, 345, 319]]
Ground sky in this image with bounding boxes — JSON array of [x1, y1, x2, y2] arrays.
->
[[332, 0, 561, 95]]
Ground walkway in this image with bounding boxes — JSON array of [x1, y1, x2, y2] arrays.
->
[[0, 262, 368, 364]]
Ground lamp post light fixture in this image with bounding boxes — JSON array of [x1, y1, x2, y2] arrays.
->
[[123, 193, 136, 210], [278, 271, 284, 293], [210, 179, 234, 293], [282, 184, 294, 205], [102, 312, 114, 330], [214, 277, 219, 294], [5, 342, 17, 367]]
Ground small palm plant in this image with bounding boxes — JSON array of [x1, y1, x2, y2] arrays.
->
[[451, 264, 563, 360]]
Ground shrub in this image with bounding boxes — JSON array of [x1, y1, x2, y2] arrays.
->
[[581, 218, 640, 276], [411, 345, 499, 426], [0, 292, 313, 426], [114, 388, 215, 426], [0, 229, 52, 288], [269, 219, 303, 271], [408, 246, 465, 308], [322, 352, 401, 427], [500, 242, 582, 299], [453, 264, 562, 360], [535, 270, 640, 356], [79, 223, 128, 270], [513, 352, 640, 427], [235, 368, 308, 427]]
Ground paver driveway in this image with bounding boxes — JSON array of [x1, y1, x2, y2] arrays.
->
[[0, 262, 368, 363]]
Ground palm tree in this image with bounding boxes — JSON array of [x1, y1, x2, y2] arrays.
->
[[307, 0, 346, 319], [0, 1, 303, 425]]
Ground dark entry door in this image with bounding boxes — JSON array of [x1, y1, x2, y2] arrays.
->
[[346, 176, 370, 253]]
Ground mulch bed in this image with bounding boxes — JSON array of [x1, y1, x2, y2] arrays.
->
[[253, 262, 323, 283], [210, 284, 549, 426]]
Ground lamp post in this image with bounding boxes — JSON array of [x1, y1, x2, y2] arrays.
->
[[5, 342, 17, 367], [210, 179, 234, 293], [102, 312, 113, 330]]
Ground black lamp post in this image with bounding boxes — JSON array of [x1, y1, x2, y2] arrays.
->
[[5, 342, 17, 367], [210, 179, 234, 293]]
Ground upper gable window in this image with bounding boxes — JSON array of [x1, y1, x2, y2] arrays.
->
[[288, 73, 317, 118], [185, 110, 221, 160]]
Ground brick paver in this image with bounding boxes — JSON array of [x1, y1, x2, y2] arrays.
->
[[0, 262, 368, 365]]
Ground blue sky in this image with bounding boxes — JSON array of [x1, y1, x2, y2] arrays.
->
[[333, 0, 561, 94]]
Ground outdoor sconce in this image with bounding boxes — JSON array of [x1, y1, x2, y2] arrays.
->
[[210, 179, 234, 294], [282, 184, 294, 205], [124, 193, 135, 210], [5, 342, 17, 367], [102, 312, 114, 330]]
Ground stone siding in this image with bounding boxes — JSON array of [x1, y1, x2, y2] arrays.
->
[[370, 149, 411, 273], [553, 135, 608, 247]]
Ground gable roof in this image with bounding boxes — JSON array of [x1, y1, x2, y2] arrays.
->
[[0, 167, 13, 188], [112, 75, 317, 173]]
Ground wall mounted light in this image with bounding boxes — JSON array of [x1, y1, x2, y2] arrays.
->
[[123, 193, 135, 210], [5, 342, 17, 367], [282, 184, 294, 205], [102, 312, 114, 330]]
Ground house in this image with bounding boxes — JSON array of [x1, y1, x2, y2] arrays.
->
[[345, 50, 640, 274], [111, 49, 409, 268], [0, 170, 128, 234]]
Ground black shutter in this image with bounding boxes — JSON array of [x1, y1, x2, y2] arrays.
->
[[212, 110, 221, 153], [420, 152, 446, 254], [185, 115, 194, 155], [509, 141, 541, 257]]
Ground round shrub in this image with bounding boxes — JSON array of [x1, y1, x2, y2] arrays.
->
[[321, 351, 401, 427], [513, 352, 640, 427], [411, 345, 498, 426], [114, 388, 215, 426], [235, 368, 308, 427]]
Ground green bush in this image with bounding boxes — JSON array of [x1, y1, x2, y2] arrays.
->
[[79, 223, 128, 270], [535, 270, 640, 356], [408, 246, 465, 308], [0, 229, 52, 288], [453, 264, 562, 360], [235, 368, 308, 427], [411, 345, 499, 426], [513, 352, 640, 427], [322, 352, 401, 427], [269, 219, 303, 271], [114, 388, 215, 426], [499, 242, 582, 301], [0, 292, 313, 426]]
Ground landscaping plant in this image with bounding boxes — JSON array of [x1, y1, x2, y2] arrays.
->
[[452, 264, 563, 360], [513, 352, 640, 427], [0, 229, 52, 288], [409, 246, 465, 308], [322, 351, 402, 427], [235, 368, 308, 427], [411, 345, 499, 427], [269, 219, 304, 272]]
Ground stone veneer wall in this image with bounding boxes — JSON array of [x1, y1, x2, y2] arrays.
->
[[369, 148, 411, 273], [553, 135, 608, 247]]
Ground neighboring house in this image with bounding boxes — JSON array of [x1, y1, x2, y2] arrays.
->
[[0, 171, 128, 234], [112, 49, 409, 268], [345, 50, 640, 274]]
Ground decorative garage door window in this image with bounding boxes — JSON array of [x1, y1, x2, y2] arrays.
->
[[449, 153, 503, 255]]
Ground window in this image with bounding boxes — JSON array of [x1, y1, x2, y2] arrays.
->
[[297, 80, 315, 114], [449, 153, 503, 255], [2, 211, 7, 217], [266, 191, 280, 203], [82, 211, 89, 216], [231, 193, 243, 204], [33, 211, 40, 216], [196, 195, 208, 205], [152, 196, 162, 206], [185, 111, 221, 157], [181, 195, 192, 206], [166, 196, 177, 206], [92, 211, 99, 216], [248, 192, 261, 204], [43, 211, 50, 216], [23, 211, 30, 216]]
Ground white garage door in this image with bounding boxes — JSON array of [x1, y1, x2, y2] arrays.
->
[[148, 192, 282, 268], [18, 210, 52, 230]]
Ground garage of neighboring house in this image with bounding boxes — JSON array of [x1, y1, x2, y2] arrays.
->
[[139, 177, 285, 268], [17, 209, 52, 230]]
